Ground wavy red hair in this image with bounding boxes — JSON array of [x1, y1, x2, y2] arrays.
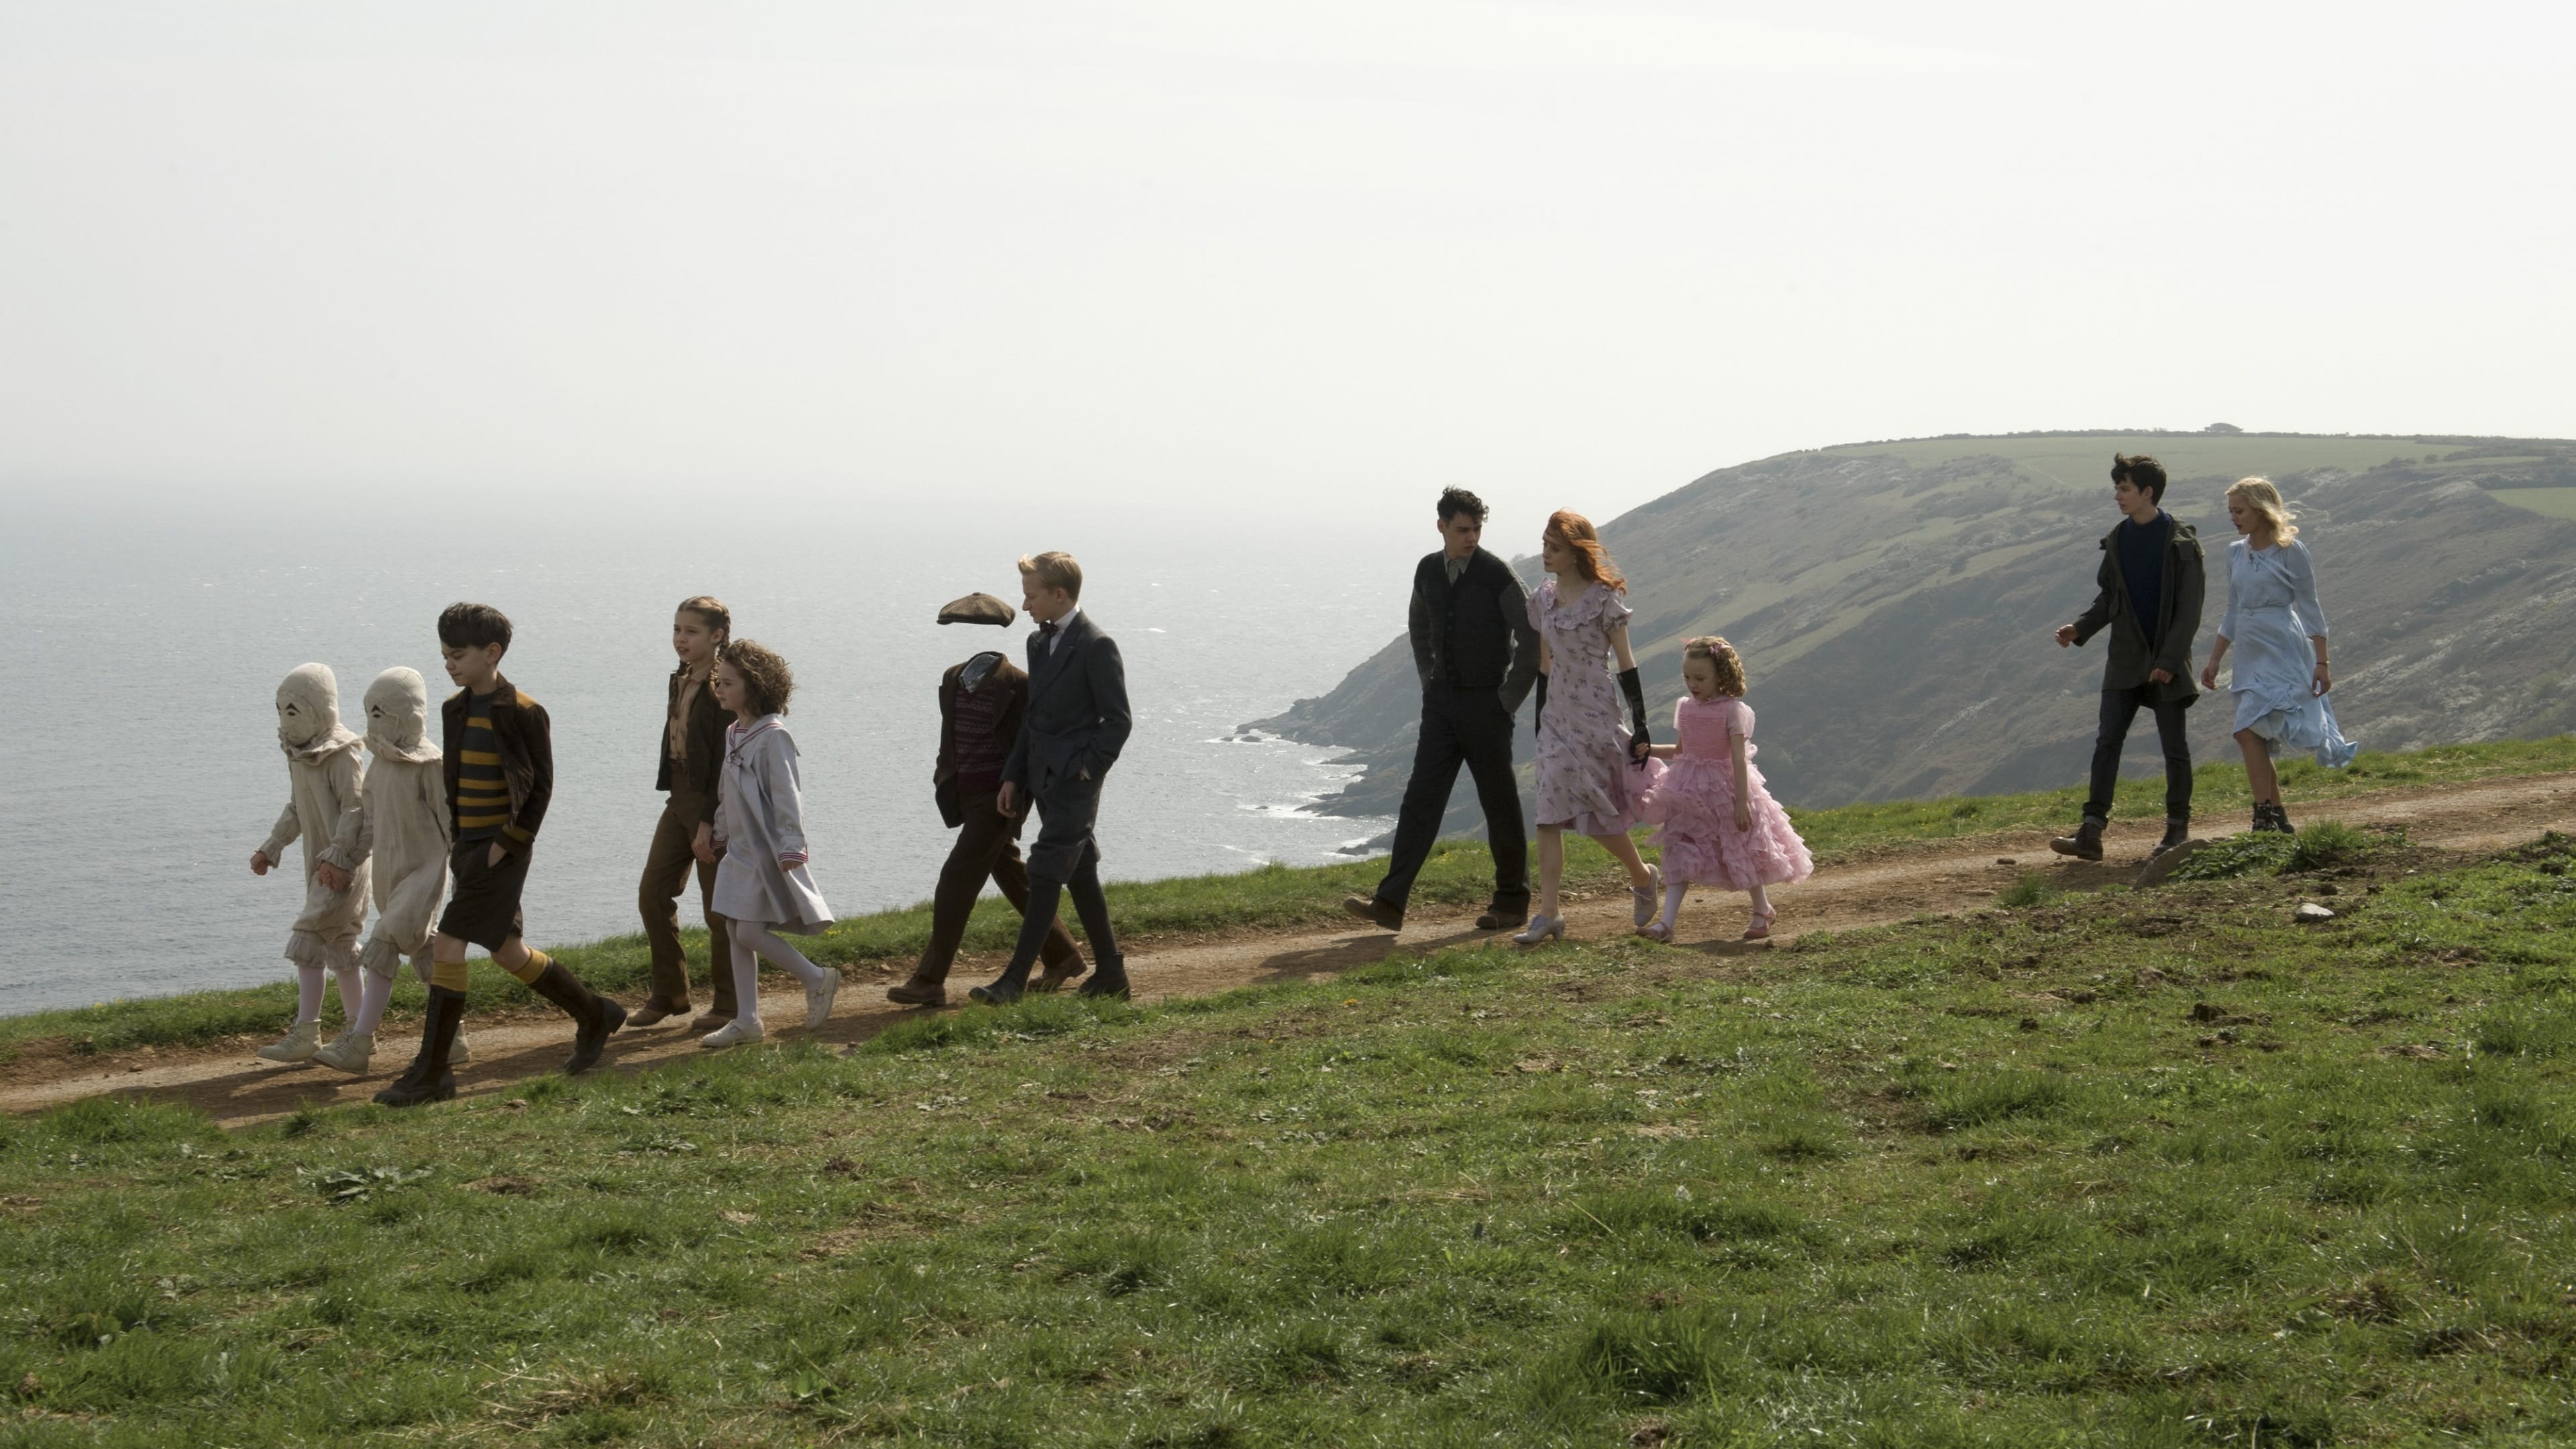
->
[[1543, 510, 1626, 592]]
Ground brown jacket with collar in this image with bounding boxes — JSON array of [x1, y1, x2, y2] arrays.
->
[[654, 665, 730, 824], [443, 674, 553, 855], [934, 653, 1029, 829]]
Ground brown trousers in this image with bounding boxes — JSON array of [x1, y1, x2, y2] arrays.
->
[[918, 790, 1082, 983], [639, 786, 736, 1015]]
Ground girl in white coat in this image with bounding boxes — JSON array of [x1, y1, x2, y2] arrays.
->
[[314, 668, 474, 1073], [703, 641, 839, 1047], [250, 663, 371, 1063]]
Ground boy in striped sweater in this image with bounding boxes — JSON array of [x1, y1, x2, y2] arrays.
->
[[375, 602, 626, 1107]]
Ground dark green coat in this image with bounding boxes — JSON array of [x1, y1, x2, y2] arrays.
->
[[2071, 516, 2206, 706]]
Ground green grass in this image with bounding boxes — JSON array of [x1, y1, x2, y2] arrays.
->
[[9, 737, 2573, 1059], [7, 833, 2576, 1443], [2495, 486, 2576, 521]]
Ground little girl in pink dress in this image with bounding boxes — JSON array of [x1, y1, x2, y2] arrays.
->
[[1638, 637, 1812, 941]]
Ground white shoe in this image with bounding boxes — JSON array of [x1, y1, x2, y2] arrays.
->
[[700, 1019, 765, 1050], [311, 1030, 374, 1073], [804, 973, 841, 1030], [256, 1020, 321, 1063], [449, 1031, 472, 1065], [1513, 914, 1566, 946], [1632, 866, 1664, 928]]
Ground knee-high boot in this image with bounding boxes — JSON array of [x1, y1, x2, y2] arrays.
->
[[373, 986, 467, 1108], [529, 960, 627, 1075]]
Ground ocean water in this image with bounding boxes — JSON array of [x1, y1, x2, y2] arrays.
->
[[0, 498, 1417, 1016]]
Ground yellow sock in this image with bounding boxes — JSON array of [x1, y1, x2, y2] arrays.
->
[[429, 958, 472, 991], [502, 949, 549, 986]]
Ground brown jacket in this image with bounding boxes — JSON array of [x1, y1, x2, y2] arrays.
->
[[443, 674, 553, 855], [934, 653, 1028, 828], [654, 665, 730, 824]]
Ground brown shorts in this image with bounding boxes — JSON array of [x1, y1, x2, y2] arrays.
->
[[437, 838, 531, 949]]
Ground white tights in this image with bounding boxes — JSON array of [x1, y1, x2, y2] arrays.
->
[[729, 921, 828, 1029], [294, 948, 364, 1028], [345, 954, 434, 1036]]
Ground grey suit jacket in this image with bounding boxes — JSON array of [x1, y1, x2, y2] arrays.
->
[[1003, 610, 1133, 796]]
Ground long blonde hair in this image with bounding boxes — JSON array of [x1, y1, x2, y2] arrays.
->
[[2227, 477, 2300, 542]]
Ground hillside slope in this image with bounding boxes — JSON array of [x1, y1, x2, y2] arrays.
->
[[1250, 430, 2576, 836]]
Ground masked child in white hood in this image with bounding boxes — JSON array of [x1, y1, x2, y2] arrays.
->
[[250, 663, 372, 1063], [313, 667, 474, 1073]]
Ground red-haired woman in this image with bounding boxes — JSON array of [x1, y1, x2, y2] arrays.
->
[[1515, 511, 1660, 943]]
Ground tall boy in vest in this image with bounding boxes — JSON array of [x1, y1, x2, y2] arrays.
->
[[2050, 454, 2208, 862], [1344, 486, 1543, 932], [375, 602, 626, 1106]]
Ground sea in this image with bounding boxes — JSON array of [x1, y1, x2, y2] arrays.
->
[[0, 494, 1421, 1017]]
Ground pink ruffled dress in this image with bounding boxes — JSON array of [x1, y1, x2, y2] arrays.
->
[[1643, 696, 1813, 890]]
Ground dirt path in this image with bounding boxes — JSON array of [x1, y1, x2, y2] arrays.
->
[[13, 773, 2575, 1128]]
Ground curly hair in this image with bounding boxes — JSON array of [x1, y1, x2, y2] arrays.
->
[[1684, 636, 1746, 698], [2226, 476, 2300, 542], [720, 638, 795, 717], [1543, 510, 1626, 592]]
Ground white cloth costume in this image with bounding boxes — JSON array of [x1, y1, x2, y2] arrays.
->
[[703, 714, 837, 1045], [255, 663, 371, 1058], [313, 667, 459, 1071], [354, 668, 451, 979]]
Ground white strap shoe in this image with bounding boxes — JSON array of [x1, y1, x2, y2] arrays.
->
[[1513, 914, 1566, 945], [700, 1018, 765, 1050], [805, 973, 841, 1030], [311, 1030, 375, 1073], [256, 1020, 321, 1063]]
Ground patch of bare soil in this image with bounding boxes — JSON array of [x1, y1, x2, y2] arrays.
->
[[7, 773, 2571, 1129]]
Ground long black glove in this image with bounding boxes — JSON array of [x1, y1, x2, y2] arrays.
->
[[1618, 666, 1652, 766], [1533, 674, 1548, 738]]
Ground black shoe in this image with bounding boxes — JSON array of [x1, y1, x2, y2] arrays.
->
[[530, 961, 625, 1075], [2157, 818, 2192, 854], [2259, 802, 2296, 833], [374, 986, 466, 1108], [1476, 901, 1531, 932], [1076, 959, 1131, 1001], [968, 973, 1028, 1006], [1341, 895, 1403, 932], [2049, 820, 2105, 862]]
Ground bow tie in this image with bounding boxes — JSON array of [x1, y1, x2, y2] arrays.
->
[[1038, 621, 1059, 639]]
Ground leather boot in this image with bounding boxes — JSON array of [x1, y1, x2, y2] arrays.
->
[[2157, 818, 2192, 854], [2049, 820, 2105, 862], [1076, 953, 1131, 1001], [529, 961, 626, 1075], [374, 987, 466, 1108]]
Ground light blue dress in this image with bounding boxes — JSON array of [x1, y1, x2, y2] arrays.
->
[[2218, 538, 2357, 767]]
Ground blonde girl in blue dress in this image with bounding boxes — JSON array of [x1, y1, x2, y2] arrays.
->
[[2196, 478, 2357, 832]]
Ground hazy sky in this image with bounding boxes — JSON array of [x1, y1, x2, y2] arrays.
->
[[3, 1, 2570, 527]]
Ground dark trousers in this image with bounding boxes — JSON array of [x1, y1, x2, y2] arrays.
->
[[918, 790, 1081, 983], [2086, 686, 2194, 824], [638, 788, 734, 1016], [1375, 686, 1529, 912], [1001, 776, 1120, 981]]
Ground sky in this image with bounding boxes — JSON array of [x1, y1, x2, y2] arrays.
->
[[2, 1, 2571, 531]]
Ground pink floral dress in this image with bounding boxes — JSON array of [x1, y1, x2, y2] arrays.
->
[[1529, 578, 1651, 835], [1642, 696, 1813, 890]]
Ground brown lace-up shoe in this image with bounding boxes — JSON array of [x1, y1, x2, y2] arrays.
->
[[1342, 895, 1403, 932], [885, 976, 948, 1007], [626, 997, 689, 1028]]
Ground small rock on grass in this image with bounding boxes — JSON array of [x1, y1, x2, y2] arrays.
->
[[2294, 902, 2337, 922]]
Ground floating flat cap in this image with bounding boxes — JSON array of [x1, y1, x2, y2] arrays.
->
[[936, 592, 1016, 627]]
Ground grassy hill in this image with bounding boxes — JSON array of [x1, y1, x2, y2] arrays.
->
[[5, 775, 2573, 1443], [1251, 429, 2576, 839]]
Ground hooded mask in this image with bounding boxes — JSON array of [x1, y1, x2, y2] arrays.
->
[[276, 663, 362, 763], [362, 667, 442, 765]]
